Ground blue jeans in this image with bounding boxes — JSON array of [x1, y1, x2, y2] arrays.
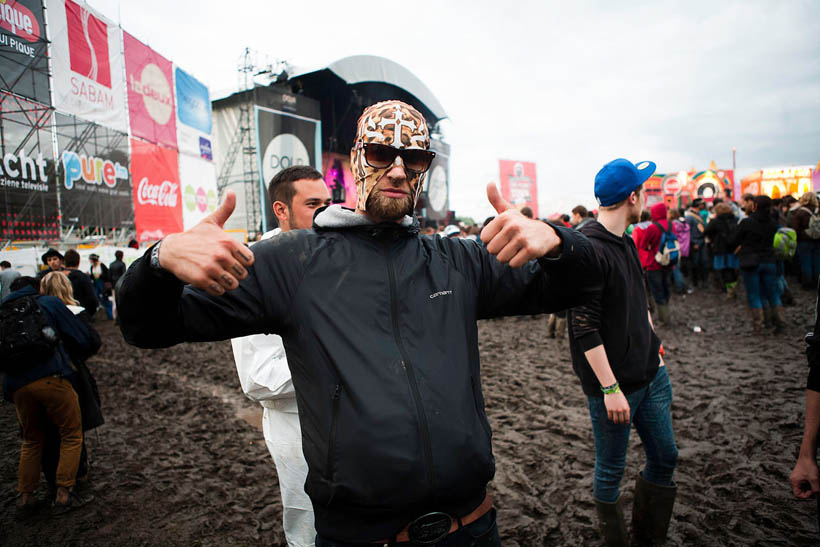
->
[[587, 366, 678, 503], [646, 269, 671, 305], [798, 240, 820, 287], [671, 266, 688, 292], [93, 278, 113, 319], [741, 263, 781, 308]]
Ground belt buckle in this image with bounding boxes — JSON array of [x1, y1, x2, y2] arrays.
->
[[407, 512, 452, 544]]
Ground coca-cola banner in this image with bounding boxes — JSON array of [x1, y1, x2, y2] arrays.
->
[[499, 159, 538, 218], [179, 154, 217, 229], [0, 0, 50, 105], [48, 0, 127, 132], [130, 138, 182, 241], [54, 113, 133, 230], [124, 32, 177, 149], [175, 66, 212, 160], [0, 92, 58, 240]]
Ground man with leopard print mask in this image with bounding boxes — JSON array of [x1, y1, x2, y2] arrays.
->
[[117, 99, 602, 545]]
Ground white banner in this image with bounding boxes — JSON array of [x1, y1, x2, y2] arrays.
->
[[179, 154, 218, 229], [48, 0, 127, 132]]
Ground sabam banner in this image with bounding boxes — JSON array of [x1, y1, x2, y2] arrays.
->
[[0, 0, 50, 105], [499, 159, 538, 218], [425, 140, 450, 220], [130, 138, 182, 241], [0, 92, 57, 240], [175, 66, 213, 160], [124, 32, 177, 149], [54, 113, 133, 230], [48, 0, 127, 132], [179, 154, 217, 229], [255, 105, 321, 231]]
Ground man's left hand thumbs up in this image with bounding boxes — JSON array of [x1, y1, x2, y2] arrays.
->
[[480, 182, 562, 268]]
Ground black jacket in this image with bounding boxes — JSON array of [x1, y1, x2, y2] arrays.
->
[[569, 220, 661, 396], [2, 286, 98, 400], [705, 213, 739, 255], [731, 210, 778, 266], [67, 269, 98, 316], [109, 259, 126, 286], [116, 206, 601, 541]]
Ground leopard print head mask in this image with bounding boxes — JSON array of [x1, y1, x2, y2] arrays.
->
[[350, 100, 431, 211]]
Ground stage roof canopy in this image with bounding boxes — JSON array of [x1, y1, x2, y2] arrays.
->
[[288, 55, 448, 124]]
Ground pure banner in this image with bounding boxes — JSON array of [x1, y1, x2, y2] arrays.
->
[[175, 66, 213, 160], [179, 153, 217, 229], [0, 0, 50, 105], [255, 105, 321, 231], [499, 159, 538, 218], [130, 138, 182, 241], [48, 0, 127, 132], [124, 32, 177, 149], [54, 113, 133, 230], [0, 92, 57, 240]]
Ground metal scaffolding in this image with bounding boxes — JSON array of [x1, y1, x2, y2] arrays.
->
[[216, 48, 288, 239]]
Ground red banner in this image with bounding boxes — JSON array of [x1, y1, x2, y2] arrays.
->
[[130, 139, 182, 241], [123, 32, 177, 149], [499, 160, 538, 218]]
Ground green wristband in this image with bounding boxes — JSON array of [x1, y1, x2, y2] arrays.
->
[[601, 382, 621, 395]]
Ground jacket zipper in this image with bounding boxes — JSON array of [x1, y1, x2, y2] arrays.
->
[[384, 244, 436, 499], [324, 383, 341, 481]]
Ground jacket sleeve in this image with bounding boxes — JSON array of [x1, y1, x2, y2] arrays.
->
[[704, 219, 717, 239], [568, 251, 606, 351], [116, 232, 311, 349], [456, 225, 602, 319], [231, 333, 294, 402]]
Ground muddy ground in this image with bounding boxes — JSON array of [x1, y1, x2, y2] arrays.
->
[[1, 284, 817, 546]]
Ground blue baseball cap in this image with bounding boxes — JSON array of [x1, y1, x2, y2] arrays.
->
[[594, 158, 656, 207]]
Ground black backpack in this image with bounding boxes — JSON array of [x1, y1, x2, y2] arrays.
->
[[0, 296, 60, 374]]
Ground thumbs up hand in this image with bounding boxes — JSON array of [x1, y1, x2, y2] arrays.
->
[[480, 183, 562, 268], [157, 190, 255, 296]]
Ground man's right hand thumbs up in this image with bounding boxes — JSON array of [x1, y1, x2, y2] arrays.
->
[[481, 182, 562, 268], [158, 190, 255, 296]]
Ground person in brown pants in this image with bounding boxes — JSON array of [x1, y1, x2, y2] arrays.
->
[[3, 276, 98, 517], [14, 376, 83, 507]]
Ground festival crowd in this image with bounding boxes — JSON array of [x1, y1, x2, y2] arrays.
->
[[2, 99, 819, 547]]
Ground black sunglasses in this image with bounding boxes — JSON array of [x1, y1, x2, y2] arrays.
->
[[356, 142, 436, 173]]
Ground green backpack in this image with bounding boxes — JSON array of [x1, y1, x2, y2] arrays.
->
[[773, 227, 797, 260]]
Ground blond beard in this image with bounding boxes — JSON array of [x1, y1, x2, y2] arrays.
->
[[365, 190, 414, 221]]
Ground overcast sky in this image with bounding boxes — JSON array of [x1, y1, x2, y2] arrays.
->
[[89, 0, 820, 220]]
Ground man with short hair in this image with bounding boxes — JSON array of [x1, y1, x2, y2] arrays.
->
[[117, 100, 601, 545], [570, 158, 678, 546], [0, 260, 21, 300], [63, 250, 98, 318], [232, 165, 330, 547], [572, 205, 591, 228]]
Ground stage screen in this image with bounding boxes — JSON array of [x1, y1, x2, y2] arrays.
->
[[499, 159, 538, 218]]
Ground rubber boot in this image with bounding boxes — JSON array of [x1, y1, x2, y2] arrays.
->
[[547, 314, 556, 338], [632, 474, 677, 546], [750, 308, 764, 334], [554, 317, 567, 339], [595, 496, 629, 547], [657, 304, 671, 326], [772, 306, 787, 334], [762, 307, 773, 329]]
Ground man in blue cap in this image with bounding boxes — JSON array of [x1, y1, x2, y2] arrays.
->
[[567, 158, 678, 546]]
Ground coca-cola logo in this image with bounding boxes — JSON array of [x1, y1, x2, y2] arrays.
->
[[137, 177, 178, 207], [0, 1, 40, 42]]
